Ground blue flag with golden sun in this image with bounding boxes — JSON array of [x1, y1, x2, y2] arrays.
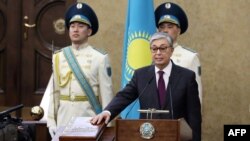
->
[[121, 0, 156, 119]]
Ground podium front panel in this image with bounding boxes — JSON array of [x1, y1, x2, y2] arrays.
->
[[115, 119, 180, 141]]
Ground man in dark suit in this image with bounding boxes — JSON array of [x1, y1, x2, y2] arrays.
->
[[91, 32, 201, 141]]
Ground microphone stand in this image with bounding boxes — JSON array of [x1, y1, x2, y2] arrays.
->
[[138, 108, 169, 119]]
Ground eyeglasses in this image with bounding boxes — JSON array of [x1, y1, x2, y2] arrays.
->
[[150, 46, 171, 53]]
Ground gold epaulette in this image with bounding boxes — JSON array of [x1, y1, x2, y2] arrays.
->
[[93, 47, 107, 55]]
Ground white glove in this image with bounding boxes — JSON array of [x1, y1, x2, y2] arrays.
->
[[49, 126, 57, 138]]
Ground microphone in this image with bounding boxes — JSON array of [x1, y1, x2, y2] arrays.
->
[[124, 76, 154, 119], [169, 80, 174, 119]]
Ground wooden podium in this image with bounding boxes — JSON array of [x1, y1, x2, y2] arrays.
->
[[115, 118, 192, 141], [57, 117, 192, 141]]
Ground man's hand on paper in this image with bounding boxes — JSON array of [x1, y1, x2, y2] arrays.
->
[[90, 110, 111, 125]]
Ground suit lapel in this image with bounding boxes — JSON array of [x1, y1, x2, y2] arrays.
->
[[163, 61, 182, 110], [145, 66, 161, 109], [169, 61, 182, 92]]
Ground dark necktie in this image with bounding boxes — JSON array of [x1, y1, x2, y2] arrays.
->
[[158, 71, 165, 107]]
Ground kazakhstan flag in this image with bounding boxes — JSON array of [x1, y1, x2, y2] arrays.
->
[[121, 0, 156, 119]]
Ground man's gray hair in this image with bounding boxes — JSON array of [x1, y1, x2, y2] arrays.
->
[[149, 32, 173, 47]]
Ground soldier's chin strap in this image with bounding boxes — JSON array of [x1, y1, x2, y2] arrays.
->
[[62, 46, 102, 114]]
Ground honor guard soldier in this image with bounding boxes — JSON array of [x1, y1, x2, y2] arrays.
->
[[155, 2, 202, 102], [46, 2, 114, 138]]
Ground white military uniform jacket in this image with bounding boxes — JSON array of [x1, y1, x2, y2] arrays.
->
[[171, 43, 202, 102], [47, 43, 113, 129]]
